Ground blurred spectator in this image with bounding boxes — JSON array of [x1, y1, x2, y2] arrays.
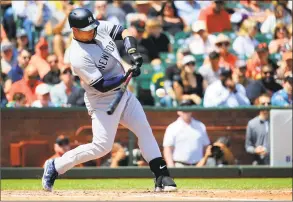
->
[[100, 142, 127, 167], [67, 80, 86, 107], [11, 1, 52, 50], [198, 51, 221, 88], [160, 1, 186, 36], [145, 18, 171, 53], [0, 84, 8, 107], [48, 0, 73, 61], [131, 148, 148, 167], [245, 94, 271, 165], [7, 49, 31, 83], [31, 83, 54, 108], [29, 38, 51, 81], [1, 41, 17, 75], [246, 43, 276, 80], [2, 2, 16, 40], [276, 51, 292, 80], [238, 0, 269, 24], [215, 34, 238, 70], [203, 67, 250, 107], [164, 47, 191, 106], [261, 3, 291, 34], [50, 66, 77, 107], [271, 72, 292, 106], [268, 23, 291, 54], [16, 29, 29, 53], [118, 20, 159, 64], [133, 1, 151, 17], [163, 100, 210, 167], [174, 0, 210, 27], [196, 137, 236, 167], [46, 135, 71, 161], [232, 19, 259, 58], [173, 55, 204, 105], [106, 1, 127, 25], [149, 1, 164, 17], [246, 65, 283, 104], [185, 20, 216, 55], [198, 0, 231, 34], [232, 60, 253, 88], [8, 65, 41, 105], [0, 24, 8, 42], [6, 92, 26, 108], [94, 1, 126, 25], [116, 1, 135, 15], [43, 54, 61, 85]]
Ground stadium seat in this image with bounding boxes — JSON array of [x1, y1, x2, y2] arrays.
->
[[255, 33, 273, 45], [193, 54, 205, 70], [133, 64, 154, 90], [10, 140, 50, 167], [160, 52, 176, 67]]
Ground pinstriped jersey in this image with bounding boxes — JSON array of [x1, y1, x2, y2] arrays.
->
[[69, 21, 125, 99]]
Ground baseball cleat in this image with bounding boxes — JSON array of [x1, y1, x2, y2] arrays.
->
[[42, 159, 58, 192], [154, 176, 177, 192]]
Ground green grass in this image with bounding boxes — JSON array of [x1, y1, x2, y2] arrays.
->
[[1, 178, 292, 190]]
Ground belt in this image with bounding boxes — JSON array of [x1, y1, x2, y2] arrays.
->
[[174, 161, 197, 166]]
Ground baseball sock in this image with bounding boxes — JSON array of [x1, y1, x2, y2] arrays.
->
[[149, 157, 170, 179]]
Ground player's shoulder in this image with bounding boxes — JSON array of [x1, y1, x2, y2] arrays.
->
[[69, 40, 91, 65]]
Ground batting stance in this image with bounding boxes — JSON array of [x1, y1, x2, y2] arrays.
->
[[42, 8, 177, 192]]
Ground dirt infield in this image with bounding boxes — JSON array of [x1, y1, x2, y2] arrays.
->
[[1, 189, 292, 201]]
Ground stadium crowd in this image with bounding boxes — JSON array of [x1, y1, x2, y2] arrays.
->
[[0, 0, 292, 108]]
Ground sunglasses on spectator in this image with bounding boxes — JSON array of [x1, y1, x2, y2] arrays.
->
[[62, 69, 72, 75], [40, 46, 48, 50], [23, 56, 31, 60], [49, 59, 58, 64], [263, 71, 273, 75], [216, 42, 230, 47], [186, 62, 195, 66], [260, 102, 271, 106]]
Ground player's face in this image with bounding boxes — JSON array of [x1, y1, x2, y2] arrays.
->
[[73, 28, 96, 42]]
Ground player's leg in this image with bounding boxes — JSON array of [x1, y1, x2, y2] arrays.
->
[[43, 95, 126, 191], [120, 91, 176, 192]]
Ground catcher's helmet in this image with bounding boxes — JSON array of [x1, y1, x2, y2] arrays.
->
[[69, 8, 99, 31]]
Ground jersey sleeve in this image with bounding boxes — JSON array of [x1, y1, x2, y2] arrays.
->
[[70, 52, 103, 86], [98, 20, 124, 40]]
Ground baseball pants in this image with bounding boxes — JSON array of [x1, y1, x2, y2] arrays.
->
[[54, 90, 161, 174]]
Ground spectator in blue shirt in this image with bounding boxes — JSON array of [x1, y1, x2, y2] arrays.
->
[[174, 0, 210, 27], [271, 73, 292, 106], [7, 49, 31, 83]]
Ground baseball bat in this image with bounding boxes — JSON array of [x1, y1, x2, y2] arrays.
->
[[106, 71, 133, 115]]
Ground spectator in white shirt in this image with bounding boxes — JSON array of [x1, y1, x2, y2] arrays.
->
[[203, 67, 251, 107], [163, 100, 210, 167], [232, 19, 259, 58], [31, 83, 55, 108], [185, 20, 216, 55], [198, 51, 220, 88], [261, 4, 291, 34]]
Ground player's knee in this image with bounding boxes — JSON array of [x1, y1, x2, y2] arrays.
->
[[91, 142, 112, 156]]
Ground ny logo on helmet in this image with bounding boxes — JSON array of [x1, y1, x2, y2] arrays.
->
[[88, 17, 93, 23]]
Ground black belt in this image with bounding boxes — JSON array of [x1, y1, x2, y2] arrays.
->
[[174, 161, 197, 166]]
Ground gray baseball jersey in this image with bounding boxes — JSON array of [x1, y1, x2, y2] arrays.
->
[[69, 21, 125, 99]]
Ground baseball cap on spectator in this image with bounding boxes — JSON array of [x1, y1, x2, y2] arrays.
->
[[192, 20, 206, 33], [255, 43, 268, 52], [131, 20, 146, 32], [55, 135, 70, 146], [180, 99, 196, 106], [215, 34, 230, 46], [36, 83, 50, 96], [283, 51, 293, 61], [218, 67, 232, 77], [209, 51, 220, 60], [1, 41, 13, 52], [182, 55, 196, 66], [16, 29, 27, 38]]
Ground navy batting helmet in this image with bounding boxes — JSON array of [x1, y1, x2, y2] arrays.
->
[[69, 8, 99, 31]]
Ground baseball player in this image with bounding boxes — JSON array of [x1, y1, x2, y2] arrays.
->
[[42, 8, 176, 192]]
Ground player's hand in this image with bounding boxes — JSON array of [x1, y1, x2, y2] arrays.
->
[[126, 65, 141, 78], [130, 52, 143, 68]]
